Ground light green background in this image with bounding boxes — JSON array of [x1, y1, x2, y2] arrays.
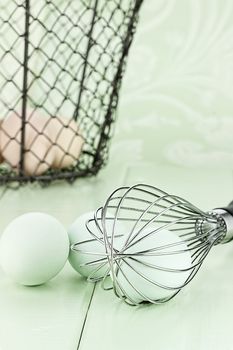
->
[[113, 0, 233, 170]]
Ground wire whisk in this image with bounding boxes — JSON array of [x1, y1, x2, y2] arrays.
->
[[71, 184, 233, 305]]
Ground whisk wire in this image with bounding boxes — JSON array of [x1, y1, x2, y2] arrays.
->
[[81, 184, 229, 305]]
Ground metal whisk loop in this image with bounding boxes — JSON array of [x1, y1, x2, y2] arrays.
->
[[85, 184, 228, 305]]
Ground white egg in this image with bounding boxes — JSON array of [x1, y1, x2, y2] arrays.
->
[[116, 228, 192, 303], [68, 211, 126, 280], [68, 211, 108, 279], [0, 212, 69, 286]]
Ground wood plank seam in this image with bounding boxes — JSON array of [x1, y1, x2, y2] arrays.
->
[[0, 187, 8, 201], [75, 165, 130, 349], [77, 283, 97, 350]]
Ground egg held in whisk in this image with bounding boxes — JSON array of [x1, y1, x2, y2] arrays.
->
[[115, 228, 192, 304]]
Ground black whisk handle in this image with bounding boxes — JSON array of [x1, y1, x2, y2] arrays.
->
[[221, 201, 233, 217]]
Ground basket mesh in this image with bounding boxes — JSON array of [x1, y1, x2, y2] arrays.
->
[[0, 0, 143, 185]]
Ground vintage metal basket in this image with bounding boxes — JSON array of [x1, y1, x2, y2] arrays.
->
[[0, 0, 143, 185]]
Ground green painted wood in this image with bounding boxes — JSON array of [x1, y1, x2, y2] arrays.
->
[[0, 163, 128, 350], [77, 163, 233, 350], [0, 180, 96, 350]]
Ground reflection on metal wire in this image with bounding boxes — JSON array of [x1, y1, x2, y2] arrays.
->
[[72, 184, 228, 306]]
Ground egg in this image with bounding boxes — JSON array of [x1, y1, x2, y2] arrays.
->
[[0, 120, 3, 163], [0, 113, 22, 169], [116, 228, 192, 303], [0, 113, 55, 175], [0, 112, 84, 175], [68, 211, 108, 279], [0, 212, 69, 286], [68, 211, 126, 280], [50, 116, 84, 169]]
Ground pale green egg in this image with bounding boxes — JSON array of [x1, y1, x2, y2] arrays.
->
[[0, 212, 69, 286]]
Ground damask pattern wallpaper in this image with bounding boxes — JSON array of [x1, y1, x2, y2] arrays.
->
[[112, 0, 233, 169]]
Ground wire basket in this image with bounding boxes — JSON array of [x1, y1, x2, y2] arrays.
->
[[0, 0, 143, 185]]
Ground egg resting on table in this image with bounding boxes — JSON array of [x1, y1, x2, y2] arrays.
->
[[68, 211, 110, 280], [0, 212, 70, 286], [68, 211, 127, 280]]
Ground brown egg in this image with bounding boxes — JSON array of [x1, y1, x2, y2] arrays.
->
[[0, 121, 3, 164], [23, 114, 56, 175], [49, 117, 84, 169], [0, 113, 54, 175], [0, 113, 22, 169], [0, 113, 84, 175], [23, 138, 55, 176]]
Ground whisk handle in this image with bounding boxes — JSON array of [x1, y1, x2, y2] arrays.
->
[[214, 202, 233, 243], [221, 201, 233, 217]]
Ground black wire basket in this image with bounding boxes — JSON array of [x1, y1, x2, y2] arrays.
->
[[0, 0, 143, 185]]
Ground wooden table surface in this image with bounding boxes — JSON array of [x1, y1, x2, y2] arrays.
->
[[1, 0, 233, 348], [0, 162, 233, 350]]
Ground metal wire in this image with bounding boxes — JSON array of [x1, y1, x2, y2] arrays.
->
[[0, 0, 143, 185], [72, 184, 227, 306]]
